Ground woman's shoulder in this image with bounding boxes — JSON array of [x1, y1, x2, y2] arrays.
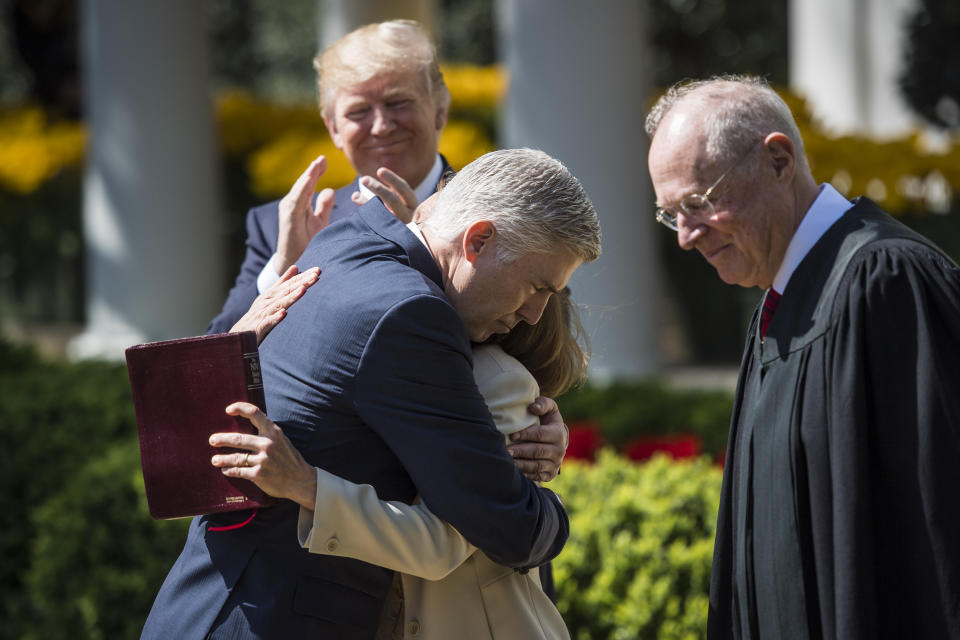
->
[[471, 344, 540, 436], [472, 343, 527, 376]]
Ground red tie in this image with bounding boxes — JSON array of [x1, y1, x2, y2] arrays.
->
[[760, 288, 781, 339]]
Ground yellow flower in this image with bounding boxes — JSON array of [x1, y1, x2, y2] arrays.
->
[[247, 131, 354, 199], [440, 64, 508, 111], [439, 119, 497, 171], [216, 91, 324, 156], [778, 86, 960, 216], [0, 107, 86, 194]]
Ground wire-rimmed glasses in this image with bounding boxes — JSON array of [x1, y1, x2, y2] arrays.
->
[[654, 142, 761, 232]]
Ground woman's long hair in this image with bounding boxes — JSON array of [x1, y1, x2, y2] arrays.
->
[[493, 287, 589, 398]]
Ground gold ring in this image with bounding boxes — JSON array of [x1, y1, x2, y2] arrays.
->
[[243, 452, 250, 467]]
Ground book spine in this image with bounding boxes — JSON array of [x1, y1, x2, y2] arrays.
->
[[240, 331, 266, 411]]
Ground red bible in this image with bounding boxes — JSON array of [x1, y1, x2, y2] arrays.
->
[[125, 331, 276, 519]]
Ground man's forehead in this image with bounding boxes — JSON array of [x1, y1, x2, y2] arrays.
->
[[338, 69, 428, 99], [650, 109, 711, 186], [660, 106, 698, 138], [515, 249, 580, 289], [653, 102, 709, 154]]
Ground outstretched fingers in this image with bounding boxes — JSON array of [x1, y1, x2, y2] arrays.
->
[[356, 168, 418, 223], [229, 266, 320, 343]]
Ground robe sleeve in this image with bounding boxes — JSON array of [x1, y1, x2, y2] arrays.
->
[[826, 239, 960, 638]]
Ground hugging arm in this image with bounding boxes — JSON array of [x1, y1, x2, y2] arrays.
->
[[296, 345, 542, 577], [353, 295, 568, 569], [214, 339, 554, 578], [297, 468, 476, 580]]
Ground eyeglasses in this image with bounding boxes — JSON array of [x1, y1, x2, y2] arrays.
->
[[654, 142, 760, 232]]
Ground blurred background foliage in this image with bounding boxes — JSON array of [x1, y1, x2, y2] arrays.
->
[[899, 0, 960, 131], [0, 339, 190, 639]]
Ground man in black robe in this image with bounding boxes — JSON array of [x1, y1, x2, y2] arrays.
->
[[645, 75, 960, 639]]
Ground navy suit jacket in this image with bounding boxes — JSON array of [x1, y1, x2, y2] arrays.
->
[[206, 157, 451, 335], [206, 181, 358, 335], [142, 198, 568, 639]]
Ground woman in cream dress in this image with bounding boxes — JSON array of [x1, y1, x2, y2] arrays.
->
[[218, 289, 586, 639]]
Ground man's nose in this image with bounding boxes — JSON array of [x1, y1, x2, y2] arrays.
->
[[677, 214, 706, 251], [370, 106, 395, 136], [518, 294, 550, 325]]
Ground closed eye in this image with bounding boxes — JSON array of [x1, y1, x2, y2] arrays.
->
[[346, 107, 370, 120]]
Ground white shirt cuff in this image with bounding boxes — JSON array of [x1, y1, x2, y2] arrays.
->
[[256, 255, 282, 294]]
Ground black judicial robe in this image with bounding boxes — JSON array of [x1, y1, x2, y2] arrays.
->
[[708, 198, 960, 639]]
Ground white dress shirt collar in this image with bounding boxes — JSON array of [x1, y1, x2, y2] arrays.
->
[[405, 219, 430, 251], [772, 183, 854, 293]]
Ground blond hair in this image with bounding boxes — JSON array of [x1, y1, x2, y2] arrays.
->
[[313, 20, 451, 119]]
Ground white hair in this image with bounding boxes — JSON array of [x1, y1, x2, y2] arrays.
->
[[645, 75, 810, 172], [425, 149, 602, 263]]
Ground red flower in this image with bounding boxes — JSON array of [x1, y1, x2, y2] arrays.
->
[[622, 433, 702, 462], [565, 421, 603, 461]]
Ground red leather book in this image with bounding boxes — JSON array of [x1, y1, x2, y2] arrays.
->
[[125, 331, 276, 519]]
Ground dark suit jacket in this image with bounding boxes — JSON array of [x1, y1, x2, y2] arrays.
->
[[206, 157, 451, 335], [142, 198, 568, 639], [206, 181, 358, 334]]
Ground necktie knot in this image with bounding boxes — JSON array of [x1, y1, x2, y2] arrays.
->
[[760, 288, 781, 339]]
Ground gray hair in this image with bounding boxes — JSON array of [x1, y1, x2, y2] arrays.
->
[[313, 20, 451, 120], [425, 149, 602, 263], [645, 75, 809, 171]]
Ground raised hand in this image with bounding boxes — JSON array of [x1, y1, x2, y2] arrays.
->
[[352, 167, 419, 223], [275, 156, 336, 275]]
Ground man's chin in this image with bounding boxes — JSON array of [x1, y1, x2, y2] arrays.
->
[[364, 146, 409, 166], [355, 155, 401, 176]]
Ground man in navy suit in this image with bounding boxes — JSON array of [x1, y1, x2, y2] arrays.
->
[[205, 19, 565, 597], [142, 148, 602, 639], [207, 20, 452, 335]]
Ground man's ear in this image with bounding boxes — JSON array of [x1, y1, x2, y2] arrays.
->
[[435, 101, 450, 132], [323, 113, 344, 150], [764, 132, 796, 181], [462, 221, 496, 263]]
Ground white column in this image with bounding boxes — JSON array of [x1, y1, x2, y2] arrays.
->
[[71, 0, 222, 360], [497, 0, 660, 379], [318, 0, 439, 48], [789, 0, 920, 138]]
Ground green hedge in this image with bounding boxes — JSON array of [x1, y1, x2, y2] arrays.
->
[[2, 339, 725, 638], [0, 340, 188, 640], [552, 451, 723, 640]]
